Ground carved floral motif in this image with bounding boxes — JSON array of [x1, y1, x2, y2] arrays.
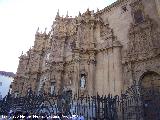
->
[[126, 17, 160, 62]]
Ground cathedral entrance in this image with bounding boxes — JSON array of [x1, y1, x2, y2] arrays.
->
[[140, 72, 160, 120]]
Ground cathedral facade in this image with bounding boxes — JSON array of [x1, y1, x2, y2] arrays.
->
[[12, 0, 160, 97]]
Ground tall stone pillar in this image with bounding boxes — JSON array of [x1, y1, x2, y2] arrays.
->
[[73, 50, 80, 96], [108, 48, 114, 94], [88, 22, 96, 96], [103, 50, 110, 94], [113, 41, 122, 95], [88, 52, 96, 96], [155, 0, 160, 17], [60, 39, 66, 93], [90, 22, 95, 48]]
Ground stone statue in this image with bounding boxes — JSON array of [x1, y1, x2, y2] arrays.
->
[[80, 76, 85, 88]]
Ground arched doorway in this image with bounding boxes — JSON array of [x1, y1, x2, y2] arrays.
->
[[140, 71, 160, 120]]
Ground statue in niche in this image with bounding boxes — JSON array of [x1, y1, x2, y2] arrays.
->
[[80, 75, 86, 88]]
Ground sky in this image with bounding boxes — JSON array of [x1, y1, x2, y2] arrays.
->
[[0, 0, 116, 73]]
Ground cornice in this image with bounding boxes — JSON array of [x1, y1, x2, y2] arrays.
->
[[95, 0, 129, 16], [122, 54, 160, 65], [72, 48, 97, 54]]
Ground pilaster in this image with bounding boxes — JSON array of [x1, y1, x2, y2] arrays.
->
[[113, 45, 123, 95], [155, 0, 160, 17]]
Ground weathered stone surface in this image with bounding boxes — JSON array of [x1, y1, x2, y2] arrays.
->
[[12, 0, 160, 96]]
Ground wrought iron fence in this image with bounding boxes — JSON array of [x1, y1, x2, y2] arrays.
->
[[1, 82, 160, 120]]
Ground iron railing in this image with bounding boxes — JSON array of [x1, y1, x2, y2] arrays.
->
[[1, 82, 160, 120]]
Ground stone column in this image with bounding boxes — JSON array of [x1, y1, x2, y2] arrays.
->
[[73, 51, 80, 96], [60, 39, 66, 61], [108, 48, 114, 94], [103, 50, 110, 95], [155, 0, 160, 17], [113, 42, 122, 95], [60, 38, 65, 93], [90, 22, 95, 48], [88, 52, 96, 96]]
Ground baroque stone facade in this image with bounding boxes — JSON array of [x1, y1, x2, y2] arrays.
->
[[12, 0, 160, 96]]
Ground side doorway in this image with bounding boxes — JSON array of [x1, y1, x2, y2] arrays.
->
[[140, 72, 160, 120]]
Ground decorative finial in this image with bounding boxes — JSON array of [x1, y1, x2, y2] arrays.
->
[[78, 11, 81, 16], [97, 8, 99, 12], [57, 9, 59, 16], [66, 11, 68, 18], [91, 10, 94, 16], [36, 27, 39, 33], [86, 8, 90, 15], [56, 9, 60, 19], [44, 27, 47, 33]]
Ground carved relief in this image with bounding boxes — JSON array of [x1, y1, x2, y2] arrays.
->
[[127, 1, 160, 61], [97, 24, 116, 50], [77, 25, 88, 49], [53, 17, 77, 39], [28, 51, 41, 72], [127, 16, 160, 62], [130, 0, 144, 24], [12, 0, 160, 98], [42, 52, 51, 69], [17, 55, 28, 76], [53, 18, 66, 38], [52, 62, 64, 71], [64, 36, 76, 60], [100, 24, 114, 41], [66, 19, 77, 36], [63, 65, 74, 88], [50, 38, 63, 61], [123, 57, 160, 90]]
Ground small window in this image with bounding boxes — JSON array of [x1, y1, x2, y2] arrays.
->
[[0, 82, 2, 86], [133, 10, 144, 24]]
